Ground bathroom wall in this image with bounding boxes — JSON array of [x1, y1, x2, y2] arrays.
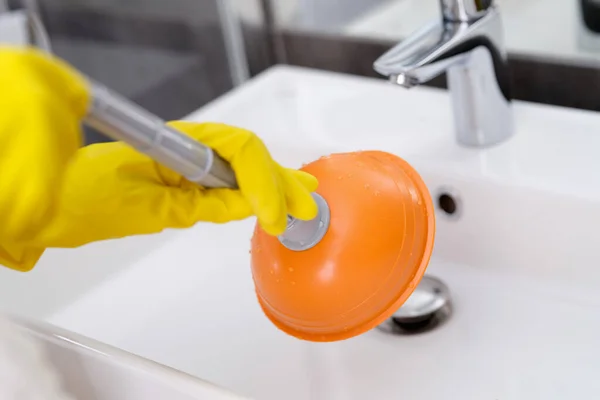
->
[[256, 0, 600, 112], [21, 0, 263, 144], [267, 0, 390, 31]]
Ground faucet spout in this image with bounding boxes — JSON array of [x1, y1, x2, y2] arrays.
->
[[374, 21, 468, 86], [373, 3, 514, 148]]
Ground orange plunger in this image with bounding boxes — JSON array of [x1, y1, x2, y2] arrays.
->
[[251, 151, 435, 342]]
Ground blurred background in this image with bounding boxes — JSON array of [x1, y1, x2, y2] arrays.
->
[[4, 0, 600, 143]]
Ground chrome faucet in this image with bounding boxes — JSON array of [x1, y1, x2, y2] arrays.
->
[[373, 0, 514, 148]]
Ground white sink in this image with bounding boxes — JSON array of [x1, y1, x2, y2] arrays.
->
[[3, 65, 600, 399]]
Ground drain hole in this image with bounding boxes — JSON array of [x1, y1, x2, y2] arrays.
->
[[438, 193, 457, 215], [392, 314, 435, 331], [389, 313, 446, 335], [377, 276, 452, 336]]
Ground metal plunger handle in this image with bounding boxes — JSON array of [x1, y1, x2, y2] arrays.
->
[[85, 82, 238, 189]]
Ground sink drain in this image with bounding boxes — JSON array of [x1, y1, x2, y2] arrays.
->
[[377, 275, 452, 335]]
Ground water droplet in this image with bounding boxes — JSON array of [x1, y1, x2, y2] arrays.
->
[[269, 269, 274, 275], [364, 183, 371, 189], [291, 281, 296, 286], [276, 279, 281, 283], [337, 176, 343, 180], [347, 173, 353, 178], [288, 267, 294, 272], [374, 190, 381, 197], [319, 221, 324, 227]]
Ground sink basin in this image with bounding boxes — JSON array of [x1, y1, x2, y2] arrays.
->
[[3, 65, 600, 399]]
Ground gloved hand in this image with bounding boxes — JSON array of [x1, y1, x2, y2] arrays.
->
[[0, 45, 89, 244], [0, 45, 89, 271], [2, 121, 319, 271]]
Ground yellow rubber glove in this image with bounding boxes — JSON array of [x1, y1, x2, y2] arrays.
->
[[0, 45, 90, 270], [0, 45, 89, 241], [3, 121, 319, 271]]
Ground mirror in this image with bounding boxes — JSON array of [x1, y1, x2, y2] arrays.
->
[[270, 0, 600, 65]]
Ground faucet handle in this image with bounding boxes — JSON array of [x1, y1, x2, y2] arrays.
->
[[440, 0, 493, 22]]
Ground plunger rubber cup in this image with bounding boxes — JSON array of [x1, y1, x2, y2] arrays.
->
[[278, 193, 331, 251], [251, 151, 436, 343]]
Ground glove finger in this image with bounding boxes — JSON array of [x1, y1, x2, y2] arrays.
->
[[183, 188, 253, 225], [245, 171, 287, 236], [165, 121, 245, 161], [285, 168, 319, 192], [33, 186, 255, 248], [279, 168, 319, 221], [166, 121, 289, 235]]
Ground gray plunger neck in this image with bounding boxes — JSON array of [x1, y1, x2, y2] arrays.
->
[[278, 193, 330, 251]]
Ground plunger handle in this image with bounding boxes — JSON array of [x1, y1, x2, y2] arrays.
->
[[86, 82, 238, 189], [83, 81, 330, 251]]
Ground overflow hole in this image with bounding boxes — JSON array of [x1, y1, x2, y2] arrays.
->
[[435, 187, 462, 218], [438, 193, 457, 215]]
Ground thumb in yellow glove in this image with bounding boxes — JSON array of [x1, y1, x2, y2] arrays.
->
[[3, 122, 319, 271]]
